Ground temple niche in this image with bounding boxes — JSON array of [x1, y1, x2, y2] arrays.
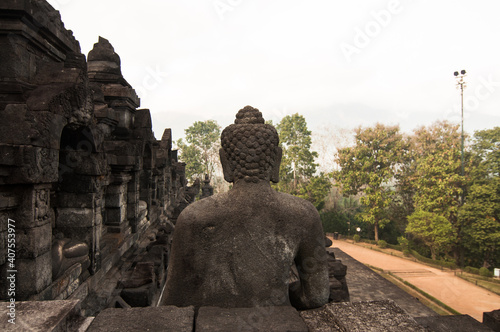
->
[[0, 0, 189, 310]]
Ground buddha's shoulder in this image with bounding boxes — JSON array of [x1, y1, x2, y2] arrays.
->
[[177, 192, 232, 219], [274, 191, 319, 216]]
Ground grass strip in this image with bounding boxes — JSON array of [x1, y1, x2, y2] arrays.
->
[[371, 268, 452, 316], [386, 271, 461, 315], [456, 274, 500, 296]]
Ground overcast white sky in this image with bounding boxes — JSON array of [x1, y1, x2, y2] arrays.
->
[[47, 0, 500, 145]]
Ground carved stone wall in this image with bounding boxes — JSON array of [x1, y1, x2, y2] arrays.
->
[[0, 0, 188, 305]]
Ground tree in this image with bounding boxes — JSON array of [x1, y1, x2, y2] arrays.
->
[[320, 192, 363, 236], [408, 121, 466, 261], [176, 142, 203, 182], [177, 120, 221, 183], [406, 210, 454, 260], [274, 114, 331, 210], [276, 114, 319, 191], [391, 134, 416, 228], [459, 127, 500, 267], [335, 123, 405, 241], [296, 174, 332, 211]]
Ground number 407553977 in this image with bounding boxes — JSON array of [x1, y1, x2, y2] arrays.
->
[[7, 218, 16, 265]]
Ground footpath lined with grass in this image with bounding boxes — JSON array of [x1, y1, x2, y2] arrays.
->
[[367, 264, 459, 316], [336, 236, 500, 297], [330, 238, 500, 322]]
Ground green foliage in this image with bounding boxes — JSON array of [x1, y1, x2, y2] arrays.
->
[[459, 127, 500, 268], [320, 208, 361, 235], [177, 120, 221, 183], [406, 210, 454, 260], [276, 114, 318, 178], [397, 236, 409, 251], [464, 266, 480, 275], [274, 114, 330, 210], [321, 210, 348, 234], [470, 127, 500, 178], [403, 249, 411, 257], [296, 173, 331, 211], [377, 240, 387, 248], [353, 234, 360, 243], [275, 114, 318, 191], [460, 178, 500, 267], [387, 243, 402, 251], [335, 123, 405, 241], [479, 267, 493, 278], [407, 122, 465, 261], [409, 249, 457, 269], [176, 142, 203, 182]]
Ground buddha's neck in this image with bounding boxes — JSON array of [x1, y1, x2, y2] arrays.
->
[[231, 178, 272, 192]]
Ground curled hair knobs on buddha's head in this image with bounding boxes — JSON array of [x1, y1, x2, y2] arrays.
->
[[221, 106, 280, 183]]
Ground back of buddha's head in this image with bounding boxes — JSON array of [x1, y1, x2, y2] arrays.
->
[[221, 106, 280, 183]]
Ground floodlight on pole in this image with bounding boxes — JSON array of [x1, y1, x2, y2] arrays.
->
[[454, 69, 466, 203]]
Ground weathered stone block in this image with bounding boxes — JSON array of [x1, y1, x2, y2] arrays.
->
[[105, 184, 127, 195], [112, 155, 137, 169], [0, 300, 82, 332], [415, 315, 493, 332], [31, 262, 86, 301], [35, 262, 84, 301], [128, 180, 139, 193], [103, 141, 139, 156], [0, 0, 80, 51], [1, 146, 58, 184], [196, 306, 309, 332], [0, 107, 67, 150], [301, 301, 425, 332], [0, 212, 9, 232], [127, 190, 139, 203], [87, 306, 194, 332], [483, 309, 500, 332], [127, 202, 138, 217], [0, 144, 16, 167], [105, 192, 126, 207], [0, 231, 5, 266], [59, 174, 102, 193], [57, 192, 97, 208], [13, 185, 51, 229], [17, 251, 52, 299], [17, 222, 51, 259], [0, 191, 20, 210], [57, 208, 95, 228], [329, 259, 347, 277], [0, 105, 32, 147], [55, 275, 81, 300]]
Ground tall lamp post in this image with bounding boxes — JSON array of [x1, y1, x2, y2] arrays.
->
[[454, 69, 466, 203]]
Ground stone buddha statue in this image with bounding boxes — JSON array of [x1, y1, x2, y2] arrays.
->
[[162, 106, 329, 309], [52, 232, 90, 280]]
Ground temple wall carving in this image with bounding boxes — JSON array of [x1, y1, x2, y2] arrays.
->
[[0, 0, 189, 309]]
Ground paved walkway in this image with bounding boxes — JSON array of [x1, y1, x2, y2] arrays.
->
[[331, 239, 500, 322]]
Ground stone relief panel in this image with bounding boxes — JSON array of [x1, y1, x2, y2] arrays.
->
[[34, 188, 50, 223]]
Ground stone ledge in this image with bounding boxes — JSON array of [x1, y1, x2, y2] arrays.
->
[[86, 305, 194, 332], [300, 300, 426, 332], [0, 300, 81, 332], [415, 315, 494, 332], [483, 309, 500, 332], [196, 306, 309, 332]]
